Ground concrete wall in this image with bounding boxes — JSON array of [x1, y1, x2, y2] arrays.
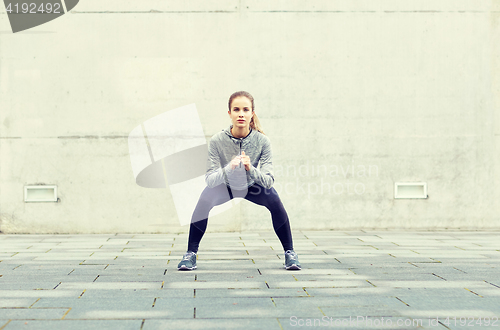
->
[[0, 0, 499, 233]]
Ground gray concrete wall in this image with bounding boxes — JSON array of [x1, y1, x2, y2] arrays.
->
[[0, 0, 499, 233]]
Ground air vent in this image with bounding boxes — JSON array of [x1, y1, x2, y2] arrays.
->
[[394, 182, 427, 199], [24, 185, 57, 202]]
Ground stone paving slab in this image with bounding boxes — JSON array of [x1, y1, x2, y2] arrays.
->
[[1, 230, 499, 329], [3, 320, 142, 330]]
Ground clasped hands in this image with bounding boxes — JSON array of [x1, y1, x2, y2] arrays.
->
[[229, 151, 252, 171]]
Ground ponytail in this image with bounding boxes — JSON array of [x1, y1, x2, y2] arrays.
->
[[250, 112, 265, 135]]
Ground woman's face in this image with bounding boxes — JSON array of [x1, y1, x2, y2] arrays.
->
[[228, 96, 254, 130]]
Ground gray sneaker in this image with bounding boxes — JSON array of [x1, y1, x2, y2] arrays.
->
[[284, 250, 301, 270], [178, 251, 197, 271]]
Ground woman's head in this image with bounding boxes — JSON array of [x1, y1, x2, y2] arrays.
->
[[228, 91, 265, 134]]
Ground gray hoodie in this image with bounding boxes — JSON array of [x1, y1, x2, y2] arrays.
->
[[205, 125, 274, 190]]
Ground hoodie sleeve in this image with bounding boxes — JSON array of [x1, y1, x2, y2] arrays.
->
[[205, 136, 232, 188], [249, 136, 274, 189]]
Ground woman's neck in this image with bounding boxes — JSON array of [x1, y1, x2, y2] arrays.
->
[[231, 126, 250, 139]]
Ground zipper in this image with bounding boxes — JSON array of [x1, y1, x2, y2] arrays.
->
[[239, 139, 242, 168]]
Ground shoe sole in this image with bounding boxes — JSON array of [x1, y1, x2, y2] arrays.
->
[[285, 264, 301, 270], [178, 265, 197, 271]]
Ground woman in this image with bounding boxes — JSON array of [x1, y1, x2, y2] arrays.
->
[[178, 91, 301, 271]]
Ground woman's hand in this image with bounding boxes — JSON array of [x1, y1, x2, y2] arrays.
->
[[240, 151, 252, 171], [229, 155, 242, 170], [229, 151, 252, 171]]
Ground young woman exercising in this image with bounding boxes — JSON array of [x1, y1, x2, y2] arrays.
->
[[178, 91, 301, 271]]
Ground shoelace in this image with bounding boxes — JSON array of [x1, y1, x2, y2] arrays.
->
[[285, 251, 296, 260], [183, 253, 195, 260]]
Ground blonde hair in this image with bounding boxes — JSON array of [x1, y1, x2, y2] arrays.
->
[[228, 91, 265, 135]]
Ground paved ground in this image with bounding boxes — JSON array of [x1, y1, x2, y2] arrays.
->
[[0, 230, 499, 329]]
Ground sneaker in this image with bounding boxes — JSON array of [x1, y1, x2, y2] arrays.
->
[[177, 251, 197, 271], [284, 250, 301, 270]]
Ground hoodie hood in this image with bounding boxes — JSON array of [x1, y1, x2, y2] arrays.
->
[[224, 125, 254, 144]]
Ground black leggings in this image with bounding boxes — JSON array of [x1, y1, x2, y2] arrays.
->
[[187, 183, 294, 253]]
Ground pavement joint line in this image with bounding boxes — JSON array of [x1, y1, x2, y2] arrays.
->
[[453, 267, 466, 273], [410, 250, 420, 254], [12, 265, 21, 270], [78, 289, 86, 298], [454, 246, 466, 250], [89, 252, 94, 256], [432, 273, 447, 281], [334, 258, 341, 263], [140, 319, 145, 330], [152, 297, 157, 307], [194, 289, 196, 298], [193, 307, 196, 319], [318, 306, 326, 316], [391, 242, 399, 246], [0, 320, 11, 330], [395, 296, 410, 306], [388, 254, 397, 258], [357, 238, 364, 242], [292, 275, 298, 281], [104, 264, 109, 270], [464, 288, 483, 297], [11, 252, 19, 257], [246, 250, 249, 255], [194, 275, 197, 281], [438, 320, 452, 329], [61, 307, 72, 320], [257, 269, 262, 275], [366, 280, 376, 287], [67, 269, 75, 275], [251, 259, 255, 264], [348, 268, 357, 274], [53, 282, 62, 289], [484, 280, 500, 289], [93, 275, 99, 282], [29, 298, 40, 308], [277, 318, 284, 330], [322, 250, 328, 254], [265, 281, 270, 288], [163, 269, 167, 275], [160, 281, 164, 289], [368, 245, 379, 250], [303, 288, 310, 296], [270, 297, 276, 306]]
